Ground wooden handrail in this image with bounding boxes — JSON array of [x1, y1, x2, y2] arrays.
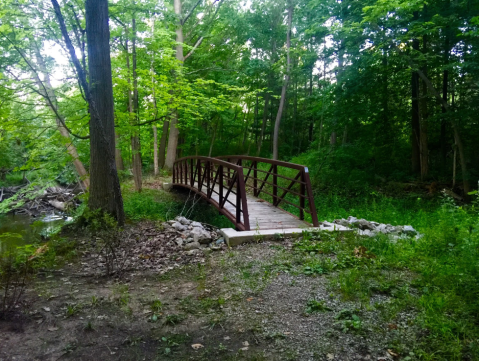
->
[[172, 156, 250, 231], [172, 155, 319, 230]]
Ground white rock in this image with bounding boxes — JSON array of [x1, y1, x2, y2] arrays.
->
[[175, 238, 184, 246], [176, 216, 191, 225], [191, 221, 203, 228], [403, 225, 417, 235], [172, 222, 188, 232], [184, 241, 201, 250], [347, 216, 358, 224], [191, 227, 211, 244]]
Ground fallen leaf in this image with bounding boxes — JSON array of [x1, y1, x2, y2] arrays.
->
[[242, 341, 249, 347], [246, 297, 253, 302], [191, 343, 204, 350], [388, 323, 398, 330], [327, 354, 334, 360], [387, 349, 399, 357], [47, 327, 58, 332], [240, 347, 249, 351], [42, 307, 50, 312], [224, 336, 231, 340]]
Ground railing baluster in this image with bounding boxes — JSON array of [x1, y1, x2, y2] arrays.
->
[[197, 159, 202, 192], [253, 161, 258, 196], [273, 164, 278, 205], [219, 165, 223, 209], [190, 158, 194, 186], [303, 167, 319, 226], [300, 171, 305, 220], [206, 160, 210, 199]]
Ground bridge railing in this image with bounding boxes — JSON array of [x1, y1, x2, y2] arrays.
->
[[216, 156, 319, 227], [172, 156, 250, 231]]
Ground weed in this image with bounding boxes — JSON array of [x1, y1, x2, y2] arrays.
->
[[334, 309, 362, 333], [305, 299, 332, 314], [84, 320, 95, 332], [65, 303, 82, 317], [164, 314, 186, 325], [150, 299, 163, 313]]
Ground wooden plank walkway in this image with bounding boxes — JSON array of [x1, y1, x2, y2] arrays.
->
[[195, 182, 310, 230]]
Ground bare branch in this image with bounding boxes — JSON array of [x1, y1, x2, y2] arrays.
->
[[184, 36, 204, 60], [50, 0, 90, 98], [182, 0, 202, 26]]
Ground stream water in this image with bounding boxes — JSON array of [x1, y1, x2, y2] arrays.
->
[[0, 213, 71, 252]]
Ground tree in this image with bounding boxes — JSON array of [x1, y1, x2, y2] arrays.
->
[[85, 0, 125, 224], [272, 1, 293, 160]]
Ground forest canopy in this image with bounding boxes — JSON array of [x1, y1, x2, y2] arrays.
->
[[0, 0, 478, 200]]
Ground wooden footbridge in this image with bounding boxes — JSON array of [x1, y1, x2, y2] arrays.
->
[[172, 156, 319, 231]]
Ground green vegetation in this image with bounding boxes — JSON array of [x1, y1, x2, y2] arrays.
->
[[291, 194, 479, 359]]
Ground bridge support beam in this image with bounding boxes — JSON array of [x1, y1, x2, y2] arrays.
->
[[220, 225, 352, 247]]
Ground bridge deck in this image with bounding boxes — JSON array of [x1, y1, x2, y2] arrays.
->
[[195, 182, 310, 230]]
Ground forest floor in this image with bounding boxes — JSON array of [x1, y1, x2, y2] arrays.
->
[[0, 226, 424, 361]]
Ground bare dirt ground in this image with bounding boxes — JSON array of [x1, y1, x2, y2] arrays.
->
[[0, 230, 419, 361]]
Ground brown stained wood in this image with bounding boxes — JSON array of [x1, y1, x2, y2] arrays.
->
[[172, 156, 318, 231]]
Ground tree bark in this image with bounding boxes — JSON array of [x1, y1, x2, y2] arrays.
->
[[419, 36, 429, 181], [130, 17, 142, 192], [272, 3, 293, 160], [86, 0, 125, 225], [411, 12, 421, 174], [158, 119, 169, 168], [164, 0, 184, 171], [115, 130, 124, 171], [153, 126, 158, 176], [33, 48, 90, 189]]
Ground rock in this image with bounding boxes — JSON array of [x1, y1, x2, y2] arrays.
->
[[335, 218, 350, 227], [185, 250, 200, 256], [163, 183, 173, 191], [191, 221, 203, 228], [176, 216, 191, 225], [403, 225, 417, 235], [216, 238, 225, 245], [172, 222, 188, 232], [191, 227, 211, 244], [210, 245, 221, 251], [184, 241, 201, 250], [347, 216, 358, 224], [357, 219, 374, 230], [175, 238, 184, 247], [185, 237, 194, 244]]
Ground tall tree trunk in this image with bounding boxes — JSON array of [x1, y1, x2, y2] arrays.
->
[[257, 92, 269, 155], [308, 67, 314, 142], [130, 17, 142, 192], [411, 12, 421, 174], [272, 3, 293, 160], [440, 3, 450, 172], [158, 120, 169, 168], [153, 126, 158, 176], [164, 0, 184, 170], [86, 0, 125, 225], [419, 36, 429, 180], [115, 130, 124, 171], [33, 48, 90, 189]]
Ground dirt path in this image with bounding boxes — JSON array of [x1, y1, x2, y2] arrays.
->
[[0, 234, 419, 361]]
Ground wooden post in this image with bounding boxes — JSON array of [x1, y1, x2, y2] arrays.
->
[[197, 159, 202, 192], [219, 165, 224, 208], [253, 161, 258, 196], [273, 164, 278, 205], [300, 170, 305, 220], [206, 160, 210, 198], [303, 167, 319, 226], [190, 158, 194, 186]]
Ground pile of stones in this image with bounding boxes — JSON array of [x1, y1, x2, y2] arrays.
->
[[162, 216, 225, 254], [331, 216, 421, 241]]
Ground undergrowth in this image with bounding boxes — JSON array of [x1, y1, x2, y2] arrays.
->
[[295, 193, 479, 360]]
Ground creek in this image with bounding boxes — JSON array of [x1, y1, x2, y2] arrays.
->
[[0, 213, 72, 252]]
